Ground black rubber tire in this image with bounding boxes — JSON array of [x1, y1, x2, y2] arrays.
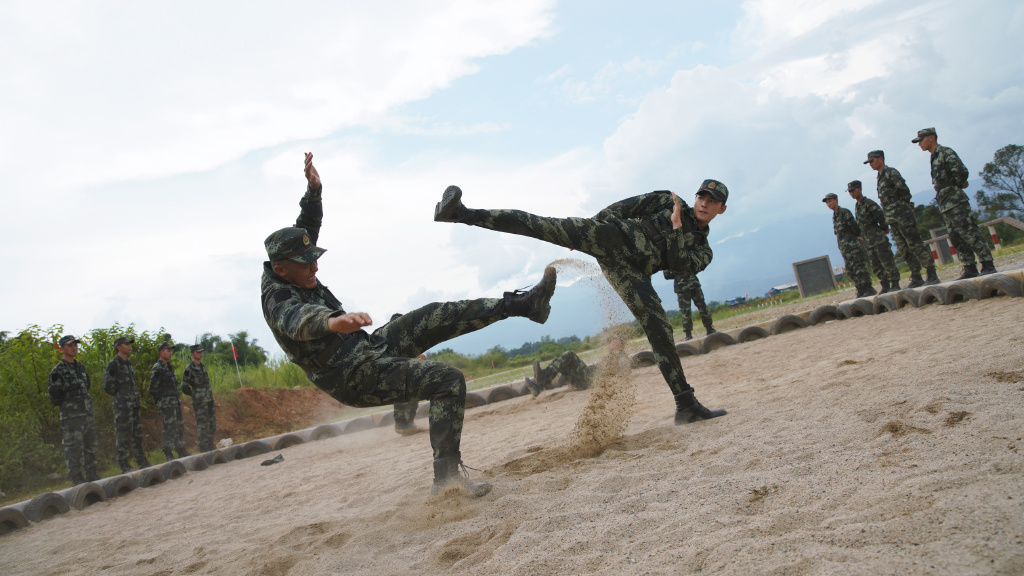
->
[[771, 314, 809, 335], [203, 450, 228, 466], [736, 326, 770, 343], [464, 392, 487, 408], [160, 460, 187, 480], [675, 342, 700, 357], [309, 424, 343, 441], [980, 273, 1023, 298], [552, 374, 568, 388], [274, 433, 306, 450], [873, 293, 899, 314], [893, 289, 921, 309], [919, 285, 949, 306], [486, 386, 517, 404], [376, 411, 395, 428], [100, 474, 137, 499], [0, 507, 30, 535], [22, 493, 70, 522], [699, 332, 736, 354], [220, 445, 244, 461], [343, 416, 376, 434], [946, 280, 981, 304], [838, 299, 875, 317], [630, 351, 657, 368], [241, 440, 272, 458], [133, 467, 166, 488], [512, 380, 531, 396], [182, 454, 209, 471], [807, 305, 845, 325], [65, 482, 107, 510]]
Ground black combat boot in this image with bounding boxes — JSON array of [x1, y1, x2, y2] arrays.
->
[[890, 279, 901, 292], [924, 267, 940, 286], [684, 331, 693, 341], [163, 449, 176, 461], [431, 456, 492, 498], [394, 421, 420, 436], [705, 328, 717, 336], [434, 185, 470, 222], [979, 261, 997, 275], [674, 390, 727, 425], [70, 471, 87, 486], [118, 460, 136, 474], [861, 285, 877, 297], [956, 263, 979, 280], [907, 271, 925, 289], [524, 377, 542, 397], [176, 447, 191, 458], [879, 281, 891, 294], [530, 361, 550, 396], [137, 456, 152, 469], [86, 468, 101, 482], [504, 266, 557, 324]]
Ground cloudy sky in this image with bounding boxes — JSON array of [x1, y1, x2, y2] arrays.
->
[[2, 0, 1022, 356]]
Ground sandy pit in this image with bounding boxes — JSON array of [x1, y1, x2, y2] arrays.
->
[[2, 293, 1024, 575]]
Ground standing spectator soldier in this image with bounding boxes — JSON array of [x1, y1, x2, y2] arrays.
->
[[527, 335, 632, 397], [262, 153, 558, 498], [182, 344, 217, 452], [913, 128, 997, 279], [104, 336, 151, 473], [48, 335, 99, 485], [434, 180, 729, 424], [665, 272, 715, 341], [150, 341, 190, 460], [824, 193, 876, 298], [847, 180, 901, 293], [865, 150, 939, 287]]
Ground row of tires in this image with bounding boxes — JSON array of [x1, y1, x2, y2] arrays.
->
[[628, 273, 1024, 366]]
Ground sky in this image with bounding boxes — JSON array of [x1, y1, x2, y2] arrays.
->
[[2, 0, 1023, 356]]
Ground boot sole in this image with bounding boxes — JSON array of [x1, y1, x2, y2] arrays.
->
[[434, 185, 463, 222], [528, 267, 557, 324]]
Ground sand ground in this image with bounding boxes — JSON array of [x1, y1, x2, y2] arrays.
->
[[2, 292, 1023, 575]]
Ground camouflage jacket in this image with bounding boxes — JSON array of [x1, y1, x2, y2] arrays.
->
[[182, 361, 210, 396], [833, 206, 860, 240], [876, 166, 912, 214], [930, 144, 969, 195], [855, 197, 889, 245], [261, 184, 388, 383], [664, 271, 702, 294], [149, 360, 180, 400], [594, 191, 713, 277], [104, 355, 140, 406], [48, 359, 93, 411]]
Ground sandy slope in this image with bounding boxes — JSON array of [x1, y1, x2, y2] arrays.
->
[[2, 295, 1023, 575]]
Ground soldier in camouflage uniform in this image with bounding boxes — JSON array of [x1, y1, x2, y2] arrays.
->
[[847, 180, 901, 293], [865, 150, 939, 287], [823, 193, 876, 298], [150, 341, 190, 460], [104, 336, 151, 473], [664, 272, 714, 340], [261, 153, 557, 498], [182, 344, 217, 452], [48, 335, 99, 485], [913, 128, 997, 279], [526, 335, 631, 397], [434, 180, 729, 425]]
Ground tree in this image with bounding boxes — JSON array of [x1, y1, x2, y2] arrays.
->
[[978, 144, 1024, 216], [211, 331, 267, 368]]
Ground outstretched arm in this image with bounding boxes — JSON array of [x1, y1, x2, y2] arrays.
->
[[328, 312, 373, 334], [295, 152, 325, 245]]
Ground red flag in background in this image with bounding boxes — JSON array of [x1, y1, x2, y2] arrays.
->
[[231, 342, 238, 360]]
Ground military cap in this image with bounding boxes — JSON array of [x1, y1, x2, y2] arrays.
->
[[58, 335, 81, 347], [264, 227, 326, 263], [697, 179, 728, 204], [822, 193, 838, 202], [912, 127, 936, 143], [113, 336, 135, 348], [847, 180, 862, 191], [157, 341, 174, 351], [189, 344, 204, 353], [863, 150, 884, 164]]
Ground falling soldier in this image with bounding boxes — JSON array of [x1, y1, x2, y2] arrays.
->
[[434, 180, 729, 424], [48, 335, 100, 485], [182, 344, 217, 452], [261, 153, 557, 498], [527, 335, 632, 397]]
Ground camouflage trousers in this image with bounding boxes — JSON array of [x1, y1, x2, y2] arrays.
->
[[540, 350, 595, 390], [60, 402, 98, 483], [157, 396, 186, 453], [393, 401, 418, 427], [837, 236, 872, 290], [191, 389, 217, 451], [464, 208, 694, 396], [865, 238, 901, 286], [113, 401, 146, 465], [320, 298, 511, 460], [886, 203, 934, 273], [942, 204, 993, 266], [673, 278, 713, 334]]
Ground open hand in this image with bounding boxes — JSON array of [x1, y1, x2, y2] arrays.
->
[[305, 152, 321, 190], [671, 192, 683, 229], [328, 312, 373, 333]]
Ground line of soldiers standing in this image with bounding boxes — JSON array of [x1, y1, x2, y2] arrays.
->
[[825, 127, 997, 298], [46, 335, 218, 484]]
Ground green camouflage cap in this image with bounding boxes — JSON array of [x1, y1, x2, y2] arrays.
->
[[847, 180, 862, 191], [113, 336, 134, 348], [697, 179, 728, 204], [264, 227, 326, 263], [822, 193, 838, 202], [189, 344, 203, 353], [157, 341, 174, 351], [912, 127, 936, 143], [863, 150, 884, 164], [58, 335, 80, 347]]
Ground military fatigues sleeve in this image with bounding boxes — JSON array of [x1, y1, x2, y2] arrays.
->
[[294, 185, 324, 244]]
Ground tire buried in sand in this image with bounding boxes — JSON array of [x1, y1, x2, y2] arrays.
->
[[737, 326, 770, 343], [182, 454, 209, 471], [0, 507, 30, 535], [838, 299, 875, 317], [204, 450, 228, 466], [100, 474, 137, 499], [134, 467, 166, 488], [980, 273, 1023, 298], [919, 285, 949, 306], [512, 380, 531, 396], [274, 433, 306, 450], [630, 351, 657, 368], [873, 293, 899, 314], [160, 460, 187, 480], [220, 445, 244, 461], [309, 424, 343, 441], [771, 314, 809, 335], [343, 416, 376, 434], [699, 331, 737, 354], [946, 280, 981, 304], [465, 392, 488, 408], [241, 440, 272, 458], [894, 289, 921, 309], [65, 482, 107, 510], [675, 342, 700, 357], [553, 374, 568, 389], [486, 386, 517, 404], [22, 493, 70, 522], [807, 305, 845, 325]]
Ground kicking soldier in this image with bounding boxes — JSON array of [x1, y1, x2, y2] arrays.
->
[[434, 181, 728, 424], [48, 335, 100, 485], [913, 128, 997, 279], [104, 336, 151, 473], [824, 192, 876, 298], [150, 341, 190, 460], [262, 153, 557, 498], [182, 344, 217, 452], [847, 180, 901, 293]]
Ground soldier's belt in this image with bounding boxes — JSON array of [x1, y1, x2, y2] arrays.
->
[[640, 219, 667, 254], [64, 388, 88, 397]]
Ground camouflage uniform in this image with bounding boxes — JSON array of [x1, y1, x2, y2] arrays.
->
[[854, 196, 900, 287], [149, 360, 186, 456], [537, 350, 597, 390], [182, 360, 217, 452], [104, 355, 147, 469], [48, 359, 99, 484], [832, 206, 872, 291], [876, 166, 934, 274], [262, 185, 520, 461], [458, 191, 711, 398], [930, 144, 993, 266], [665, 273, 713, 336]]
